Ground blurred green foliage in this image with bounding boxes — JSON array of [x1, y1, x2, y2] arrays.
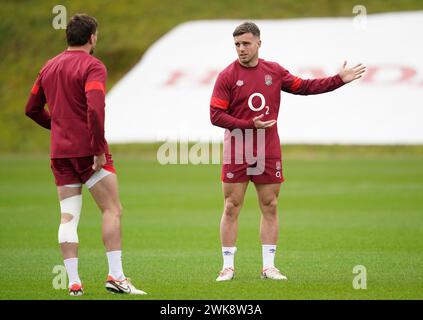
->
[[1, 0, 422, 152]]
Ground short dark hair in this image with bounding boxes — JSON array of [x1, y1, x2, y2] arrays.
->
[[66, 14, 98, 46], [232, 22, 260, 38]]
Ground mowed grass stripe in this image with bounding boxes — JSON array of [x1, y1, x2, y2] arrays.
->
[[0, 147, 422, 299]]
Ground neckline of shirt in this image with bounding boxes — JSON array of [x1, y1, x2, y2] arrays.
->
[[237, 58, 262, 70], [64, 49, 89, 54]]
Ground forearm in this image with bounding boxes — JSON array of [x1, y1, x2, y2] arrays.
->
[[25, 95, 51, 129], [210, 108, 254, 130], [87, 91, 106, 155], [25, 110, 51, 129], [294, 74, 345, 95]]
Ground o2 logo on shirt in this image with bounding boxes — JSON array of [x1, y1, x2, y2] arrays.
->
[[248, 93, 270, 115]]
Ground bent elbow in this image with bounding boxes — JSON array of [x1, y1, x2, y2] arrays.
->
[[210, 113, 217, 125], [25, 108, 33, 118], [210, 108, 220, 126]]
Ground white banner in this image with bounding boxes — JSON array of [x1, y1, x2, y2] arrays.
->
[[106, 12, 423, 144]]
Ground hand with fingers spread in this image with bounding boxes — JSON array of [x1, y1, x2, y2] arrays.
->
[[338, 61, 366, 83], [253, 114, 277, 129]]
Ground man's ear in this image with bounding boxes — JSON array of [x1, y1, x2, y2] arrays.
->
[[258, 39, 262, 48], [88, 33, 95, 44]]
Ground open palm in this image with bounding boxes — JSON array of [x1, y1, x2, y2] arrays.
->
[[339, 61, 366, 83]]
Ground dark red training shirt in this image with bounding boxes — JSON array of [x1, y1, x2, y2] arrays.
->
[[25, 49, 109, 158], [210, 58, 345, 160]]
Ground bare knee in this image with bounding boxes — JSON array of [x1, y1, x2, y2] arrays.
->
[[103, 203, 123, 219], [223, 198, 242, 220], [261, 198, 278, 216]]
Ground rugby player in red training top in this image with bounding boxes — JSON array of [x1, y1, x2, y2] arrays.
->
[[25, 14, 146, 296], [210, 22, 366, 281]]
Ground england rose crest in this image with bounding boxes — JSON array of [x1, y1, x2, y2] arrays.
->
[[265, 74, 272, 86], [276, 161, 281, 170]]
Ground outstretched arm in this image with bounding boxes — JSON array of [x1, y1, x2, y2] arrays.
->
[[338, 61, 366, 83], [281, 61, 366, 95]]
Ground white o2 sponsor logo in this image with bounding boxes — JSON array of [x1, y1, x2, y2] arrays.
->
[[248, 93, 270, 114]]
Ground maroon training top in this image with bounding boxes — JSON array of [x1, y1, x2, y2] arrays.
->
[[210, 58, 345, 160], [25, 49, 109, 158]]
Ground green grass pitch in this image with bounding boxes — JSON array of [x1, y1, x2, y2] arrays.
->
[[0, 145, 422, 300]]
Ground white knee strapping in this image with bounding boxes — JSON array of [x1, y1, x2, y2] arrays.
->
[[85, 168, 112, 189], [58, 194, 82, 244], [64, 183, 82, 188]]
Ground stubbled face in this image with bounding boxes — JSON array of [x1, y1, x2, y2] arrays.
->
[[234, 32, 261, 66], [89, 31, 98, 54]]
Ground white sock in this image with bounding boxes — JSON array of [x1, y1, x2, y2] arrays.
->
[[106, 250, 125, 280], [262, 244, 277, 269], [222, 246, 237, 269], [64, 257, 81, 286]]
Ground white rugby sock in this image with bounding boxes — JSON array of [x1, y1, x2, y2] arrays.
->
[[262, 244, 277, 269], [106, 250, 125, 280], [222, 246, 237, 269], [64, 257, 81, 286]]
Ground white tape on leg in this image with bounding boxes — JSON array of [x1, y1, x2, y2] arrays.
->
[[63, 183, 82, 188], [58, 194, 82, 244], [85, 168, 112, 189]]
